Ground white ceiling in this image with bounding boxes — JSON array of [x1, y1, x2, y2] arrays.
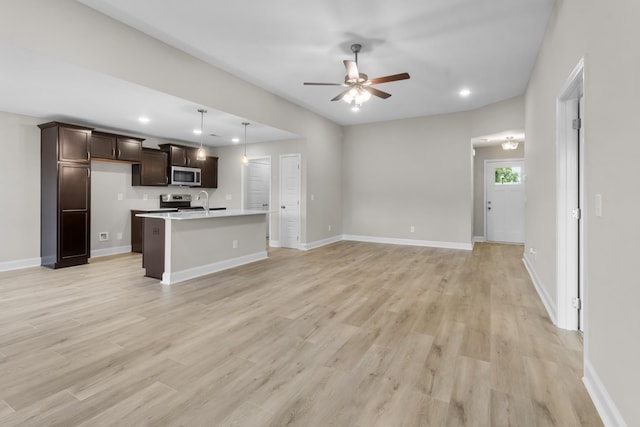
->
[[0, 43, 298, 147], [0, 0, 554, 146]]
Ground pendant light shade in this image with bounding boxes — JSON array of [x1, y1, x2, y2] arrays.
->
[[196, 109, 207, 160], [501, 136, 519, 150], [241, 122, 250, 165]]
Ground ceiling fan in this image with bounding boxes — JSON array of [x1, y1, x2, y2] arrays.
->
[[304, 44, 410, 110]]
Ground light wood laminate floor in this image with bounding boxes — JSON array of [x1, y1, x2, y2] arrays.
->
[[0, 242, 602, 426]]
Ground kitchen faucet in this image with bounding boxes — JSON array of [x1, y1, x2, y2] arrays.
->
[[196, 190, 209, 214]]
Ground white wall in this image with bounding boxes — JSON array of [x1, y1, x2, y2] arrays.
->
[[0, 111, 41, 269], [343, 112, 472, 247], [343, 97, 525, 249], [472, 144, 525, 239], [525, 0, 640, 425]]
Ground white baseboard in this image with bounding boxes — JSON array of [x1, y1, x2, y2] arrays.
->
[[269, 240, 281, 248], [583, 359, 629, 427], [301, 235, 343, 251], [522, 254, 557, 325], [342, 234, 473, 251], [0, 257, 41, 272], [473, 235, 485, 243], [161, 251, 268, 285], [90, 245, 132, 259]]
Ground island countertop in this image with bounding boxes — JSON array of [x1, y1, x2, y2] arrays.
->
[[136, 209, 267, 221]]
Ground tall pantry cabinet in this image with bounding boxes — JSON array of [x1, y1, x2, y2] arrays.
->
[[39, 122, 92, 268]]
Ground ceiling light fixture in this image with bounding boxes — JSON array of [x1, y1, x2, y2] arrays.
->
[[501, 136, 519, 150], [459, 88, 471, 97], [232, 137, 240, 143], [196, 109, 207, 161], [241, 122, 250, 165], [138, 116, 150, 123]]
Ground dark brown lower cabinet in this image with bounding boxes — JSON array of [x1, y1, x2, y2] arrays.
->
[[131, 210, 144, 253], [143, 217, 165, 279], [59, 211, 90, 265]]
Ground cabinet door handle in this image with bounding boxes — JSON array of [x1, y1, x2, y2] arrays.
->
[[165, 176, 168, 185], [112, 147, 116, 157], [118, 148, 121, 158], [87, 151, 91, 161], [87, 168, 91, 178]]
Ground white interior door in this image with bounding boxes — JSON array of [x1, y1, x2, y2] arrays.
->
[[279, 154, 300, 248], [243, 157, 271, 237], [485, 159, 525, 243]]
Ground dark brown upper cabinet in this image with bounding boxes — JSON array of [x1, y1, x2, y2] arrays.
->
[[201, 156, 219, 188], [58, 125, 91, 163], [132, 148, 169, 186], [91, 131, 143, 163], [159, 143, 203, 167]]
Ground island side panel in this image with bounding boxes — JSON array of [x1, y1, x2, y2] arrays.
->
[[143, 217, 165, 279], [168, 214, 267, 277]]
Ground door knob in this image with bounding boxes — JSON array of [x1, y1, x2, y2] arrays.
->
[[281, 205, 286, 209], [488, 207, 492, 210]]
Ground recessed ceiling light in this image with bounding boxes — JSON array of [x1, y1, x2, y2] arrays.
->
[[232, 137, 240, 143], [193, 129, 202, 135], [459, 88, 471, 97], [138, 116, 150, 123]]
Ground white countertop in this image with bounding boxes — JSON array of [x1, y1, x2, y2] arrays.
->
[[136, 209, 267, 221]]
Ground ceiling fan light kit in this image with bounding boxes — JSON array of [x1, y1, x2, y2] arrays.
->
[[303, 43, 410, 111]]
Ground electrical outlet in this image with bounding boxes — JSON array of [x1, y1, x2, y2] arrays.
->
[[410, 226, 415, 233], [595, 194, 602, 217], [117, 232, 123, 240], [143, 194, 148, 200], [226, 194, 233, 201], [99, 232, 108, 241], [232, 239, 238, 249], [311, 194, 315, 201], [328, 225, 332, 231], [117, 193, 123, 201]]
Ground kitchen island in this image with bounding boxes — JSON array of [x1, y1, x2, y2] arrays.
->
[[136, 209, 268, 285]]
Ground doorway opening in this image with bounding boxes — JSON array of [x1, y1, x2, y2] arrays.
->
[[556, 58, 585, 332]]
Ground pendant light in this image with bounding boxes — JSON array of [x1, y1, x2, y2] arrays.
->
[[241, 122, 250, 165], [501, 136, 519, 150], [196, 108, 207, 161]]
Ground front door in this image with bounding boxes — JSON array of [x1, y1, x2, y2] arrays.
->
[[279, 154, 300, 248], [485, 159, 525, 243]]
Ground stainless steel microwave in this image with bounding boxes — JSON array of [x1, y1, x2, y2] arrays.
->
[[170, 166, 201, 186]]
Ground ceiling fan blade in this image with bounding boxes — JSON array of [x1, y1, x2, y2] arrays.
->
[[365, 87, 392, 99], [303, 82, 344, 86], [368, 72, 410, 85], [331, 88, 352, 102], [344, 60, 359, 81]]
